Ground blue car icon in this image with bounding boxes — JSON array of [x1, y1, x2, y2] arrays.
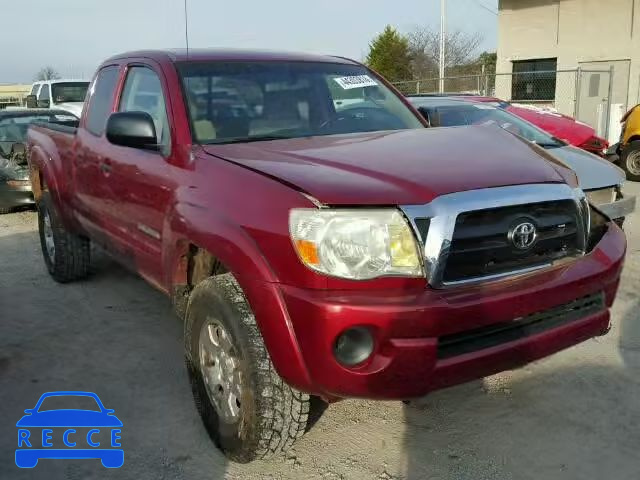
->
[[16, 391, 123, 468]]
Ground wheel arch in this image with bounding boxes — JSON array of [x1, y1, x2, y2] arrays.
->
[[28, 144, 63, 208], [626, 135, 640, 145], [164, 210, 315, 393]]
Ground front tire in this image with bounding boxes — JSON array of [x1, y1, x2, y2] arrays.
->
[[620, 141, 640, 181], [37, 192, 90, 283], [185, 273, 312, 463]]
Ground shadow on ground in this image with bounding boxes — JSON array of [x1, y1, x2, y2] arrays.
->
[[401, 298, 640, 480]]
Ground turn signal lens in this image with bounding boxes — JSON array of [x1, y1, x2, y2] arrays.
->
[[295, 239, 320, 266]]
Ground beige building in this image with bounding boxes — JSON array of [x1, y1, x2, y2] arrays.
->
[[497, 0, 639, 141]]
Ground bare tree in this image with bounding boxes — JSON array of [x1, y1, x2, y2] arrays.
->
[[35, 66, 61, 81], [407, 26, 484, 79]]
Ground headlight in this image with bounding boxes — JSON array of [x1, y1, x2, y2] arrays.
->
[[585, 187, 616, 207], [289, 209, 423, 280]]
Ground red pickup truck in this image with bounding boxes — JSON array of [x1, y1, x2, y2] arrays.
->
[[27, 49, 626, 463]]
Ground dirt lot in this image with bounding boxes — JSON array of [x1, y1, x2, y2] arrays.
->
[[0, 183, 638, 480]]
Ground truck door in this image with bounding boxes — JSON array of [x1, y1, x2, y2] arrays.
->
[[103, 64, 176, 285], [73, 65, 122, 244]]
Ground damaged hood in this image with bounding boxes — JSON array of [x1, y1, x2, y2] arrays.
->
[[203, 125, 574, 205]]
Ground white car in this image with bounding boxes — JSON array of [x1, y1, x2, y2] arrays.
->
[[26, 79, 89, 117]]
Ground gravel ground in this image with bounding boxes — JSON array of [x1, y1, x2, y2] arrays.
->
[[0, 183, 638, 480]]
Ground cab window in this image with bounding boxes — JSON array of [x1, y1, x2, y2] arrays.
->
[[119, 66, 171, 155], [85, 66, 120, 136]]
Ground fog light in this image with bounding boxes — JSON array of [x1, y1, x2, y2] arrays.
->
[[333, 327, 374, 367]]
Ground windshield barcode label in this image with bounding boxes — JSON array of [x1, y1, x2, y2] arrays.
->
[[334, 75, 378, 90]]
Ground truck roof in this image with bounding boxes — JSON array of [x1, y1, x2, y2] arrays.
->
[[105, 48, 360, 65]]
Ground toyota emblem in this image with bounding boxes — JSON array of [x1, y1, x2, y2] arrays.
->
[[509, 222, 537, 250]]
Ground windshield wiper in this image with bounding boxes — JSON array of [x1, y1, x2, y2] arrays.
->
[[204, 135, 297, 145], [534, 141, 562, 148], [533, 136, 565, 148]]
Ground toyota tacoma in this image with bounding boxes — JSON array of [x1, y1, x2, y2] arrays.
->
[[27, 49, 626, 463]]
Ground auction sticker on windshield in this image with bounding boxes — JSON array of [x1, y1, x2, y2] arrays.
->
[[334, 75, 378, 90]]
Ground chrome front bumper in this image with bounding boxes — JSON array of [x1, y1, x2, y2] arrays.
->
[[598, 196, 636, 220]]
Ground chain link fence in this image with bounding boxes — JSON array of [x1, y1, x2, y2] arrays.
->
[[392, 69, 614, 138]]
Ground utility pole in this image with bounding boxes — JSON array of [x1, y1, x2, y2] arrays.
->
[[439, 0, 446, 93]]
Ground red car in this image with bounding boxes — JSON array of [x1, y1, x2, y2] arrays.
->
[[27, 49, 625, 462], [447, 96, 609, 156]]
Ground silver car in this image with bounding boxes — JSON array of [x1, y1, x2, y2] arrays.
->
[[407, 97, 636, 224]]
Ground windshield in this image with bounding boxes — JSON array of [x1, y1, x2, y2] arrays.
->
[[178, 61, 423, 144], [51, 82, 89, 103], [418, 102, 564, 147], [37, 395, 101, 412]]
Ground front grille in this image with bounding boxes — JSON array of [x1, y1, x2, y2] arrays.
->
[[437, 292, 605, 359], [442, 200, 581, 283]]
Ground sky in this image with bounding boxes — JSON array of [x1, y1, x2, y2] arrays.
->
[[0, 0, 498, 83]]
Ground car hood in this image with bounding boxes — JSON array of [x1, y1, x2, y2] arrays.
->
[[203, 125, 573, 205], [548, 145, 625, 190], [507, 105, 595, 146], [16, 410, 123, 427], [54, 102, 84, 117]]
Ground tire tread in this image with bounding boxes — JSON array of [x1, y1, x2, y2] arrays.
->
[[186, 273, 314, 462], [38, 192, 90, 283]]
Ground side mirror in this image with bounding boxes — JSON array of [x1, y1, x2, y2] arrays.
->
[[25, 95, 37, 108], [106, 112, 158, 150], [37, 98, 50, 108], [24, 409, 33, 414]]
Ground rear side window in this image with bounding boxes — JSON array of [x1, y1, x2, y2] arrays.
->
[[85, 66, 120, 136]]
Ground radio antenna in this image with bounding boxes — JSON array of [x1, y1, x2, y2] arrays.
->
[[184, 0, 190, 56]]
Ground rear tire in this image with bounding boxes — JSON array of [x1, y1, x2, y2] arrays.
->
[[37, 192, 90, 283], [620, 141, 640, 181], [185, 273, 314, 463]]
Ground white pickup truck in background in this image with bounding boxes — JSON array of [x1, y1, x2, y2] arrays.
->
[[25, 79, 89, 117]]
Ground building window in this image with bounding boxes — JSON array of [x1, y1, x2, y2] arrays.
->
[[588, 73, 601, 97], [511, 58, 557, 101]]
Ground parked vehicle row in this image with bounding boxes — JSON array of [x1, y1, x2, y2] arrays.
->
[[26, 49, 627, 463], [410, 94, 611, 157], [406, 96, 636, 225]]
